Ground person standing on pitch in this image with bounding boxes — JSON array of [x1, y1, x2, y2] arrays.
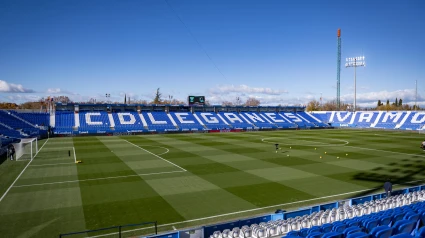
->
[[384, 179, 392, 197], [275, 144, 279, 153], [421, 140, 425, 151]]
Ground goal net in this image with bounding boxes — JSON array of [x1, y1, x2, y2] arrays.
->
[[419, 124, 425, 134], [12, 138, 38, 160]]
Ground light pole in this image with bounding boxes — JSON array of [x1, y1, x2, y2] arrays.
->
[[345, 56, 365, 111], [320, 92, 322, 109], [105, 93, 110, 103]]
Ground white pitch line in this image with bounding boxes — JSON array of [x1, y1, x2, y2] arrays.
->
[[29, 162, 75, 167], [0, 138, 49, 202], [124, 140, 186, 172], [91, 181, 425, 238], [261, 137, 349, 147], [345, 145, 425, 158], [73, 147, 77, 163], [13, 170, 186, 188]]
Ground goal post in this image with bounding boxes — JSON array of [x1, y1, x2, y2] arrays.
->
[[12, 138, 38, 160]]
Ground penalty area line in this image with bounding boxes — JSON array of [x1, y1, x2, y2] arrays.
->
[[0, 138, 49, 203], [124, 140, 186, 172], [29, 162, 75, 167], [12, 170, 186, 188]]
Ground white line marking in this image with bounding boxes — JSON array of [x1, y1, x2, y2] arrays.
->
[[29, 163, 75, 167], [13, 170, 186, 188], [345, 145, 425, 158], [124, 140, 186, 171], [261, 137, 349, 147], [73, 147, 77, 163], [90, 181, 425, 238], [0, 138, 49, 203]]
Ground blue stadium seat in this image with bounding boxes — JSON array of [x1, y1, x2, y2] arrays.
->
[[346, 232, 371, 238], [286, 230, 299, 237], [306, 232, 323, 238], [343, 226, 362, 237], [321, 224, 333, 233], [321, 231, 342, 238], [332, 223, 346, 233], [380, 216, 392, 226], [299, 228, 310, 237], [370, 226, 393, 238], [392, 220, 416, 235], [390, 234, 413, 238], [415, 226, 425, 237], [308, 227, 321, 234]]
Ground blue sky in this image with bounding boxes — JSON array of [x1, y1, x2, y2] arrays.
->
[[0, 0, 424, 107]]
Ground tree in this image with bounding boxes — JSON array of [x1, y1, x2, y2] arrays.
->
[[244, 97, 260, 106], [394, 98, 398, 106], [222, 101, 233, 106], [0, 102, 18, 109], [377, 100, 383, 108], [386, 99, 390, 106], [306, 100, 320, 111], [153, 88, 162, 104], [398, 98, 402, 107]]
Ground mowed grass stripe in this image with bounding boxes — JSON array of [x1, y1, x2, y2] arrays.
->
[[123, 136, 262, 219], [152, 133, 387, 200], [97, 137, 182, 174], [73, 137, 185, 229], [0, 137, 87, 237], [136, 135, 316, 208]]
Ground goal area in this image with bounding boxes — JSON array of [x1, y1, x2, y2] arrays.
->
[[11, 138, 38, 160]]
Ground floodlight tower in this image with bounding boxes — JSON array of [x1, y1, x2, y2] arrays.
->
[[345, 56, 365, 111], [336, 29, 341, 110]]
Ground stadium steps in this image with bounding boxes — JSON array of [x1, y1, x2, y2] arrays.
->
[[107, 113, 115, 127], [0, 121, 14, 130], [74, 112, 80, 128], [50, 111, 55, 127], [4, 110, 37, 128]]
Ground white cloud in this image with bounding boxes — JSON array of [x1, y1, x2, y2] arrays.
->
[[0, 80, 35, 93], [209, 84, 288, 95], [47, 88, 61, 94], [341, 89, 424, 104]]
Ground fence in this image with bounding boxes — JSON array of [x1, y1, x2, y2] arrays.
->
[[59, 221, 157, 238]]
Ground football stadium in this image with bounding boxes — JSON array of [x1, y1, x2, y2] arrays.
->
[[1, 1, 425, 238], [1, 107, 425, 238]]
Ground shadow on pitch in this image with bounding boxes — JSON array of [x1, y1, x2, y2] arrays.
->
[[349, 157, 425, 198]]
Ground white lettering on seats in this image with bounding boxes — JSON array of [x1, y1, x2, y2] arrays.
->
[[175, 113, 195, 123], [147, 113, 167, 124], [382, 112, 403, 123], [284, 113, 302, 122], [223, 113, 243, 123], [264, 113, 284, 123], [200, 113, 219, 123], [86, 112, 102, 125], [118, 113, 136, 125], [412, 112, 425, 123], [358, 112, 374, 122], [335, 112, 352, 122], [244, 113, 265, 123]]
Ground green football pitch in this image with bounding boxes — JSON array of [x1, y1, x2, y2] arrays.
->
[[1, 129, 425, 237]]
